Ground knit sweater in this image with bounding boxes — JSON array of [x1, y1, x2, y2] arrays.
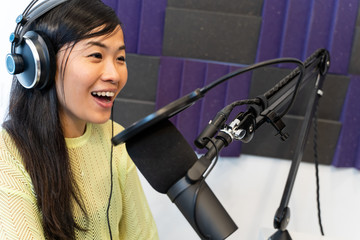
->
[[0, 121, 159, 239]]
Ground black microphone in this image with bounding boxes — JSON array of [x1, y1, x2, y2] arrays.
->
[[194, 105, 233, 149], [124, 119, 237, 239]]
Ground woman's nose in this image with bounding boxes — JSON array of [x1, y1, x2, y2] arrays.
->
[[101, 60, 127, 84]]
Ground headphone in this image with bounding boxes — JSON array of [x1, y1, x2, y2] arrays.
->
[[5, 0, 68, 90]]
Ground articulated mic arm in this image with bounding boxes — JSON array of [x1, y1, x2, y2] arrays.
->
[[190, 49, 330, 239]]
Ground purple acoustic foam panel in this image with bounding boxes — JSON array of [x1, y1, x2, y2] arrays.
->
[[116, 0, 142, 53], [333, 75, 360, 168], [176, 60, 207, 148], [279, 0, 313, 60], [257, 0, 288, 61], [156, 57, 184, 113], [305, 0, 335, 59], [138, 0, 167, 55], [328, 0, 359, 74]]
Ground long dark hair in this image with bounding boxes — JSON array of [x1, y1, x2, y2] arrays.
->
[[2, 0, 121, 239]]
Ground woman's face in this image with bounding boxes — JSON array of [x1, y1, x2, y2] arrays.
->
[[56, 26, 127, 138]]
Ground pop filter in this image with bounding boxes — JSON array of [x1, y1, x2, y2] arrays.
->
[[111, 89, 203, 145]]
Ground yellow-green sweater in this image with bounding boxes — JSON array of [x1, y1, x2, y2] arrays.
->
[[0, 120, 158, 239]]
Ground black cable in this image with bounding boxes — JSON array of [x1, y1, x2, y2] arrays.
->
[[202, 138, 219, 179], [266, 69, 303, 120], [263, 49, 328, 120], [313, 100, 325, 236], [229, 98, 261, 109], [198, 58, 304, 125], [192, 137, 219, 239], [106, 106, 115, 240], [199, 58, 304, 97]]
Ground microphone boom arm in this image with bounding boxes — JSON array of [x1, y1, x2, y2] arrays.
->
[[220, 49, 329, 239], [191, 48, 330, 239]]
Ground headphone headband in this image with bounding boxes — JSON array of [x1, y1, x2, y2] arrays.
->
[[17, 0, 68, 42]]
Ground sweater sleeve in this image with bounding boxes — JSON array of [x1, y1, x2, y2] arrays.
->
[[118, 151, 159, 240], [0, 139, 45, 239]]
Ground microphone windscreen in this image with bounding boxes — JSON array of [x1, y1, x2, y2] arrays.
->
[[126, 119, 198, 193]]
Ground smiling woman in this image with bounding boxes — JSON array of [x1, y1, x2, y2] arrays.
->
[[56, 26, 128, 138], [0, 0, 158, 239]]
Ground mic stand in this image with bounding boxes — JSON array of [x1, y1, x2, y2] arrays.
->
[[189, 48, 329, 240], [215, 49, 330, 239], [267, 54, 329, 240]]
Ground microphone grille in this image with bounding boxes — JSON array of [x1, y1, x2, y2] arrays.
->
[[126, 119, 198, 193]]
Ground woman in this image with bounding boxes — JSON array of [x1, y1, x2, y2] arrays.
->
[[0, 0, 158, 239]]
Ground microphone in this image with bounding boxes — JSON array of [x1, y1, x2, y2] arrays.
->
[[124, 119, 237, 239]]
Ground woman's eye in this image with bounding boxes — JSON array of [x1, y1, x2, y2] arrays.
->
[[118, 56, 126, 62], [89, 53, 102, 59]]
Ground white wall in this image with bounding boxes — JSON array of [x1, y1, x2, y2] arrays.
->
[[1, 1, 359, 240]]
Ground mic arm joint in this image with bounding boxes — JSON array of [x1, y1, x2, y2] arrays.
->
[[263, 110, 289, 141], [220, 111, 256, 143]]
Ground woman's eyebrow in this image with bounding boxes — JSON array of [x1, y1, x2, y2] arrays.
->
[[86, 41, 126, 51], [86, 41, 106, 48]]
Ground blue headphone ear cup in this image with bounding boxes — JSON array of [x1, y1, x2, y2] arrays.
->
[[13, 30, 56, 90], [6, 53, 25, 75]]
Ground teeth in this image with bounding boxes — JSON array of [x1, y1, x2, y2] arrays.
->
[[92, 91, 115, 97]]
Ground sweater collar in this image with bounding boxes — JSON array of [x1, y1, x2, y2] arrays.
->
[[65, 123, 92, 148]]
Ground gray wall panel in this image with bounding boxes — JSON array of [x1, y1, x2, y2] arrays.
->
[[242, 115, 342, 165], [162, 7, 262, 64], [167, 0, 264, 16], [119, 54, 160, 101]]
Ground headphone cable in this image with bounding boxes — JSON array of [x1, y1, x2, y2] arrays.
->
[[106, 106, 115, 240]]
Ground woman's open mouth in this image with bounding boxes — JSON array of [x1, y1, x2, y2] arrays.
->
[[91, 91, 115, 102]]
